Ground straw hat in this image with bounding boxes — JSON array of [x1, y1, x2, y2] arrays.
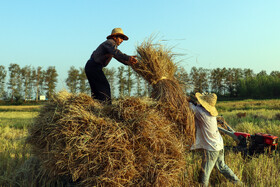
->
[[107, 28, 129, 40], [195, 92, 218, 116]]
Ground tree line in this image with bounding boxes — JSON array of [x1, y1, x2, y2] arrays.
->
[[0, 63, 279, 103], [187, 67, 280, 99], [0, 64, 58, 103]]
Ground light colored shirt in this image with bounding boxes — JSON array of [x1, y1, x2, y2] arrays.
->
[[189, 103, 224, 151]]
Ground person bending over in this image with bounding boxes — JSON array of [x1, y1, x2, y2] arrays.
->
[[189, 92, 242, 186], [85, 28, 137, 104]]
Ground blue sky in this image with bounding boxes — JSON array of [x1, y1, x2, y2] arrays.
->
[[1, 0, 280, 91]]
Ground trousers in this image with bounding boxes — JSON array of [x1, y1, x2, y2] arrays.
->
[[199, 149, 241, 186], [85, 60, 111, 104]]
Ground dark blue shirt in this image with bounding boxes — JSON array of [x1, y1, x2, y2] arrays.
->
[[89, 39, 130, 67]]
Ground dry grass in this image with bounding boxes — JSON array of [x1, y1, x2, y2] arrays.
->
[[216, 99, 280, 112], [132, 37, 195, 147], [0, 105, 41, 111], [24, 37, 197, 186], [0, 112, 38, 118], [2, 100, 279, 186], [26, 92, 187, 186]]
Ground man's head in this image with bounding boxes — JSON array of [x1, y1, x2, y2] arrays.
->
[[112, 35, 124, 46], [195, 92, 218, 116], [107, 28, 128, 42]]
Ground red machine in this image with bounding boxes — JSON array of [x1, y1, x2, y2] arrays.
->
[[217, 116, 279, 156]]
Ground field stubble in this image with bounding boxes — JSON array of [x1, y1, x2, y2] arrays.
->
[[0, 99, 280, 186]]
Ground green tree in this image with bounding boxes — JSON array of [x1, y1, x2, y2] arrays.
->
[[190, 67, 209, 93], [257, 70, 267, 77], [175, 66, 191, 94], [225, 68, 243, 97], [271, 75, 280, 97], [117, 66, 126, 98], [103, 67, 116, 99], [109, 67, 116, 99], [66, 66, 79, 94], [32, 66, 44, 101], [236, 79, 247, 98], [270, 71, 280, 78], [21, 65, 33, 101], [45, 66, 58, 100], [8, 63, 22, 102], [236, 74, 280, 99], [31, 68, 36, 99], [243, 68, 254, 79], [78, 67, 90, 94], [0, 65, 7, 100], [125, 66, 134, 96], [210, 68, 227, 96], [40, 70, 46, 96], [134, 71, 143, 97]]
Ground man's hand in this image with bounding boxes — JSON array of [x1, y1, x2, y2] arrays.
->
[[129, 56, 138, 65]]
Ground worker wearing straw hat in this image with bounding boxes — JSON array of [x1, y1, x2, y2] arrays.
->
[[85, 28, 137, 104], [189, 93, 242, 186]]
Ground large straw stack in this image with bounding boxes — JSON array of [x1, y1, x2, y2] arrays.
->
[[132, 37, 195, 146], [26, 92, 186, 186]]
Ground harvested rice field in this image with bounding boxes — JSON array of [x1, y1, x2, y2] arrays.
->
[[1, 98, 280, 186], [1, 40, 279, 186]]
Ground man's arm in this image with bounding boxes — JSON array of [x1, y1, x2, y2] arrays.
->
[[104, 40, 130, 64], [187, 94, 197, 106], [189, 102, 205, 121]]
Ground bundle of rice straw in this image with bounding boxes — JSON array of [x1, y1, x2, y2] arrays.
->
[[132, 37, 195, 146], [14, 156, 75, 186], [26, 92, 186, 186]]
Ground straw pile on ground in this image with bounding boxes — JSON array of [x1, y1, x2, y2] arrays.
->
[[14, 156, 74, 187], [27, 92, 186, 186], [132, 38, 195, 146]]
